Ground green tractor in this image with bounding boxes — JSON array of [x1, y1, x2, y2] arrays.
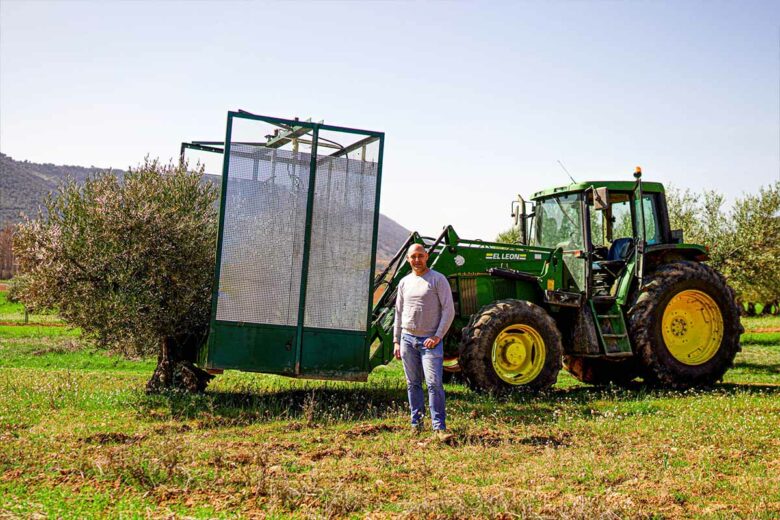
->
[[193, 113, 741, 393], [371, 168, 742, 392]]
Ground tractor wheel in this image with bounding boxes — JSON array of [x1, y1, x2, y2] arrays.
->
[[627, 261, 742, 388], [563, 355, 641, 386], [460, 299, 562, 394]]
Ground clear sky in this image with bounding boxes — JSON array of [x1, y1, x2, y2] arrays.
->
[[1, 0, 778, 238]]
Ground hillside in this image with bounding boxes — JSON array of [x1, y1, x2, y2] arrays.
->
[[0, 153, 410, 267], [0, 153, 125, 226]]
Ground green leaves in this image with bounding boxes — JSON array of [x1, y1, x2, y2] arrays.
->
[[495, 226, 521, 244], [667, 181, 780, 303], [13, 158, 218, 358]]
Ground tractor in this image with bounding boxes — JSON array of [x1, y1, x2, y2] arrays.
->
[[371, 169, 743, 392], [191, 112, 742, 392]]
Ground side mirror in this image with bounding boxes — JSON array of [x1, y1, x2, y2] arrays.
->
[[671, 229, 684, 244], [593, 187, 609, 211], [509, 197, 529, 244], [517, 196, 528, 244]]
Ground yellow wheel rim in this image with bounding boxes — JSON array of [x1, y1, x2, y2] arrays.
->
[[662, 289, 723, 365], [491, 324, 546, 384]]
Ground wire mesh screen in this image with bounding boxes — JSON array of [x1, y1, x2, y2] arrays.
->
[[304, 155, 378, 331], [215, 144, 310, 325]]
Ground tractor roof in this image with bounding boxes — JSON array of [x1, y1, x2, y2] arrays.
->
[[531, 180, 665, 200]]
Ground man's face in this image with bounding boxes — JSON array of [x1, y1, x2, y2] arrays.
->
[[407, 245, 429, 274]]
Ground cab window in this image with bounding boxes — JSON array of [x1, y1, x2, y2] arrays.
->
[[533, 194, 583, 250], [639, 194, 661, 244], [587, 192, 661, 247]]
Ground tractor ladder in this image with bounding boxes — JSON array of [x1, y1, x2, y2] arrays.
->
[[590, 296, 632, 357]]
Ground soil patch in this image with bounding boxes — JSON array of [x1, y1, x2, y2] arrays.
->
[[82, 432, 146, 445], [344, 424, 401, 436]]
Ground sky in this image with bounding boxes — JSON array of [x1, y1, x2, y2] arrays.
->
[[1, 0, 779, 238]]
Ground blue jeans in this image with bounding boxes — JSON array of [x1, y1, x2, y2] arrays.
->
[[400, 333, 446, 431]]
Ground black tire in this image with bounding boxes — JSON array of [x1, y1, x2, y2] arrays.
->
[[563, 355, 642, 386], [627, 261, 743, 388], [460, 299, 562, 394]]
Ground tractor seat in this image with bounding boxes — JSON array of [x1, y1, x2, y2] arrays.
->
[[607, 237, 634, 261], [593, 238, 634, 275]]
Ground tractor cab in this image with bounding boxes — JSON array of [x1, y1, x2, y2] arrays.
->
[[519, 177, 671, 302]]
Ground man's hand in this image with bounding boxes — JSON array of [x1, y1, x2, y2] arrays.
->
[[394, 343, 401, 359], [423, 336, 440, 349]]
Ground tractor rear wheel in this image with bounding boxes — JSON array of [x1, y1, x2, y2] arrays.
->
[[460, 299, 562, 394], [627, 261, 742, 388], [563, 355, 641, 386]]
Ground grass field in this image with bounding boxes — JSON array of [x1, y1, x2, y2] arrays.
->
[[0, 292, 778, 518]]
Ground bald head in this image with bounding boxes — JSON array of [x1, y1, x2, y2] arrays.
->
[[407, 243, 429, 275], [408, 243, 426, 255]]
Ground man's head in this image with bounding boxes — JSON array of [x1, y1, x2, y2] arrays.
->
[[407, 243, 429, 275]]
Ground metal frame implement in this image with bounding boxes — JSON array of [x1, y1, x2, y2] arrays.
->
[[186, 111, 385, 381]]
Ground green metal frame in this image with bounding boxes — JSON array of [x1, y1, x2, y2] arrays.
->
[[197, 111, 385, 380]]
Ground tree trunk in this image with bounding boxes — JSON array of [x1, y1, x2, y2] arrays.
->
[[146, 336, 214, 394]]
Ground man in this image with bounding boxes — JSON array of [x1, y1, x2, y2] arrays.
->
[[393, 243, 455, 439]]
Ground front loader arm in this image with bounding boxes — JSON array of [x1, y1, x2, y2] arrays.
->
[[367, 227, 458, 368], [367, 226, 566, 368], [367, 231, 423, 368]]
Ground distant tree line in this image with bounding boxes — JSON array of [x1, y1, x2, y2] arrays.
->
[[666, 181, 780, 315]]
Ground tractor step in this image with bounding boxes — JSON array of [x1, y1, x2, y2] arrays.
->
[[589, 301, 633, 356], [602, 351, 633, 359]]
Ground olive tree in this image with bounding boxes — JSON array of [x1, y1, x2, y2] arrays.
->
[[13, 158, 218, 392], [722, 182, 780, 305], [666, 181, 780, 309], [495, 226, 521, 244]]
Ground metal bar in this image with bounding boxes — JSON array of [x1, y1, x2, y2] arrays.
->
[[232, 110, 316, 150], [318, 121, 384, 137], [634, 172, 646, 283], [233, 110, 317, 130], [363, 134, 384, 370], [268, 126, 312, 149], [373, 233, 414, 290], [231, 110, 383, 138], [292, 138, 341, 150], [183, 143, 224, 154], [426, 228, 449, 256], [294, 125, 320, 375], [192, 136, 372, 157], [191, 140, 264, 146], [330, 135, 379, 158], [207, 113, 235, 356]]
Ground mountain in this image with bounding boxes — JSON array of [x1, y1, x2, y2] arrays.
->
[[0, 153, 125, 226], [0, 153, 410, 269]]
